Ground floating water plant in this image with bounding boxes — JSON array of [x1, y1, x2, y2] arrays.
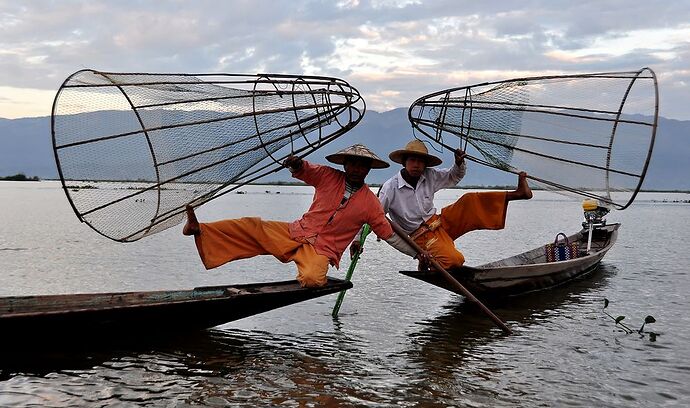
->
[[603, 298, 658, 341]]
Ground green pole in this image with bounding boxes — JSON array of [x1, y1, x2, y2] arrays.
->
[[332, 223, 371, 317]]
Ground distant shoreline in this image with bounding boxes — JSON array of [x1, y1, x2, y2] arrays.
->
[[10, 178, 688, 193], [0, 173, 40, 181], [246, 181, 690, 193]]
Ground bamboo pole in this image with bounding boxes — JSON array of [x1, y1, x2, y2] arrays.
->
[[388, 217, 512, 334], [331, 224, 371, 317]]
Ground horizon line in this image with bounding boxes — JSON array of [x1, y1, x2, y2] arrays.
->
[[3, 108, 687, 122]]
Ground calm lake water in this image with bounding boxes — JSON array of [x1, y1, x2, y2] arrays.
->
[[1, 181, 689, 407]]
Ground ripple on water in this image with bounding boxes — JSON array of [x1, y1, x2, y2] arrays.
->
[[1, 188, 690, 406]]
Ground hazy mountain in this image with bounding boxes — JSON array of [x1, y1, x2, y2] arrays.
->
[[0, 116, 56, 178], [1, 109, 688, 189]]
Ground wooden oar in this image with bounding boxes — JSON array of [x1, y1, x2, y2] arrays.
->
[[387, 217, 513, 334], [331, 224, 371, 317]]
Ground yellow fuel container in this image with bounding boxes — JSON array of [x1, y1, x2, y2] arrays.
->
[[582, 199, 599, 211]]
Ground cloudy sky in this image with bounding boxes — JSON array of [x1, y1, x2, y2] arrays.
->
[[1, 0, 688, 119]]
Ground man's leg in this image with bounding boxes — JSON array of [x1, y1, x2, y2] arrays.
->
[[505, 172, 533, 201], [290, 245, 331, 287], [414, 227, 465, 270], [185, 211, 331, 286], [182, 205, 200, 236], [442, 172, 532, 240], [192, 217, 300, 270], [441, 191, 509, 240]]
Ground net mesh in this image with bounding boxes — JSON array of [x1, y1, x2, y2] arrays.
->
[[52, 70, 364, 242], [409, 68, 658, 210]]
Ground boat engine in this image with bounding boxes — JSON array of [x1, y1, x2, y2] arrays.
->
[[582, 199, 610, 254], [582, 199, 610, 230]]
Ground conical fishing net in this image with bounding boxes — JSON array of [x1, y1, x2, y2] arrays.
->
[[409, 68, 658, 210], [52, 70, 364, 242]]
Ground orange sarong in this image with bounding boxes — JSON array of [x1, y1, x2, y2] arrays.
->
[[412, 191, 507, 269], [194, 217, 330, 287]]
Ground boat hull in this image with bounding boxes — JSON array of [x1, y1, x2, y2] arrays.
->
[[400, 224, 619, 299], [0, 278, 351, 345]]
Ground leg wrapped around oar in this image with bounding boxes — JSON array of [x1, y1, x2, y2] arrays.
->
[[388, 217, 513, 334]]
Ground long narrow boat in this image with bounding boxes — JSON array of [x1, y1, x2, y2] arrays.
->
[[0, 278, 351, 344], [401, 223, 619, 299]]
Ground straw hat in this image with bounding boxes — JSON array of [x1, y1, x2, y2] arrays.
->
[[389, 139, 442, 167], [325, 144, 390, 169]]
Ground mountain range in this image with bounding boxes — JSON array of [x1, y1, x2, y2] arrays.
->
[[1, 108, 688, 189]]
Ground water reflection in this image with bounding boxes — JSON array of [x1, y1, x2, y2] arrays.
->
[[0, 330, 235, 380], [1, 325, 396, 406], [180, 328, 404, 406], [409, 264, 616, 352], [0, 330, 281, 406], [3, 184, 690, 406], [396, 265, 617, 404]]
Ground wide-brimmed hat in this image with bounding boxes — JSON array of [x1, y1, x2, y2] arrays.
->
[[325, 144, 390, 169], [389, 139, 442, 167]]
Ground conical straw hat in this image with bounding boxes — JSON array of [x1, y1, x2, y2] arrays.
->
[[389, 139, 442, 167], [326, 144, 389, 169]]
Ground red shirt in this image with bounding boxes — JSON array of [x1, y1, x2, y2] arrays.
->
[[288, 161, 394, 268]]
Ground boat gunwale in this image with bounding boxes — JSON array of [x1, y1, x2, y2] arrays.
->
[[399, 223, 619, 297], [0, 278, 350, 319], [468, 223, 618, 271]]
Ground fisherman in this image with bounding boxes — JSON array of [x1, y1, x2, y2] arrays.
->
[[351, 139, 532, 270], [183, 144, 415, 287]]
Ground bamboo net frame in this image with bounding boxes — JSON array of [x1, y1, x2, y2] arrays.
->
[[52, 70, 365, 241], [409, 68, 659, 210]]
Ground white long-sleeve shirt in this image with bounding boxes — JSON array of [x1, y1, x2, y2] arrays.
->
[[379, 161, 466, 235]]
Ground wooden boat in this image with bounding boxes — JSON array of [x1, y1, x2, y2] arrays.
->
[[0, 278, 351, 345], [400, 223, 619, 299]]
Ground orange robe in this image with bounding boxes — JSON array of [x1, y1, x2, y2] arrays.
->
[[194, 161, 393, 287]]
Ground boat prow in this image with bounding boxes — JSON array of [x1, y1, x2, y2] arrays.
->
[[0, 278, 351, 346], [401, 223, 619, 299]]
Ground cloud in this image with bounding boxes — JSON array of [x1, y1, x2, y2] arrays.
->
[[0, 0, 689, 119]]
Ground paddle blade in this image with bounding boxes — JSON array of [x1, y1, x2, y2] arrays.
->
[[409, 68, 659, 210], [52, 70, 365, 241]]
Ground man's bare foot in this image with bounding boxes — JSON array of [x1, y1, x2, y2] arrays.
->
[[506, 172, 533, 201], [515, 172, 533, 199], [182, 205, 200, 236]]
